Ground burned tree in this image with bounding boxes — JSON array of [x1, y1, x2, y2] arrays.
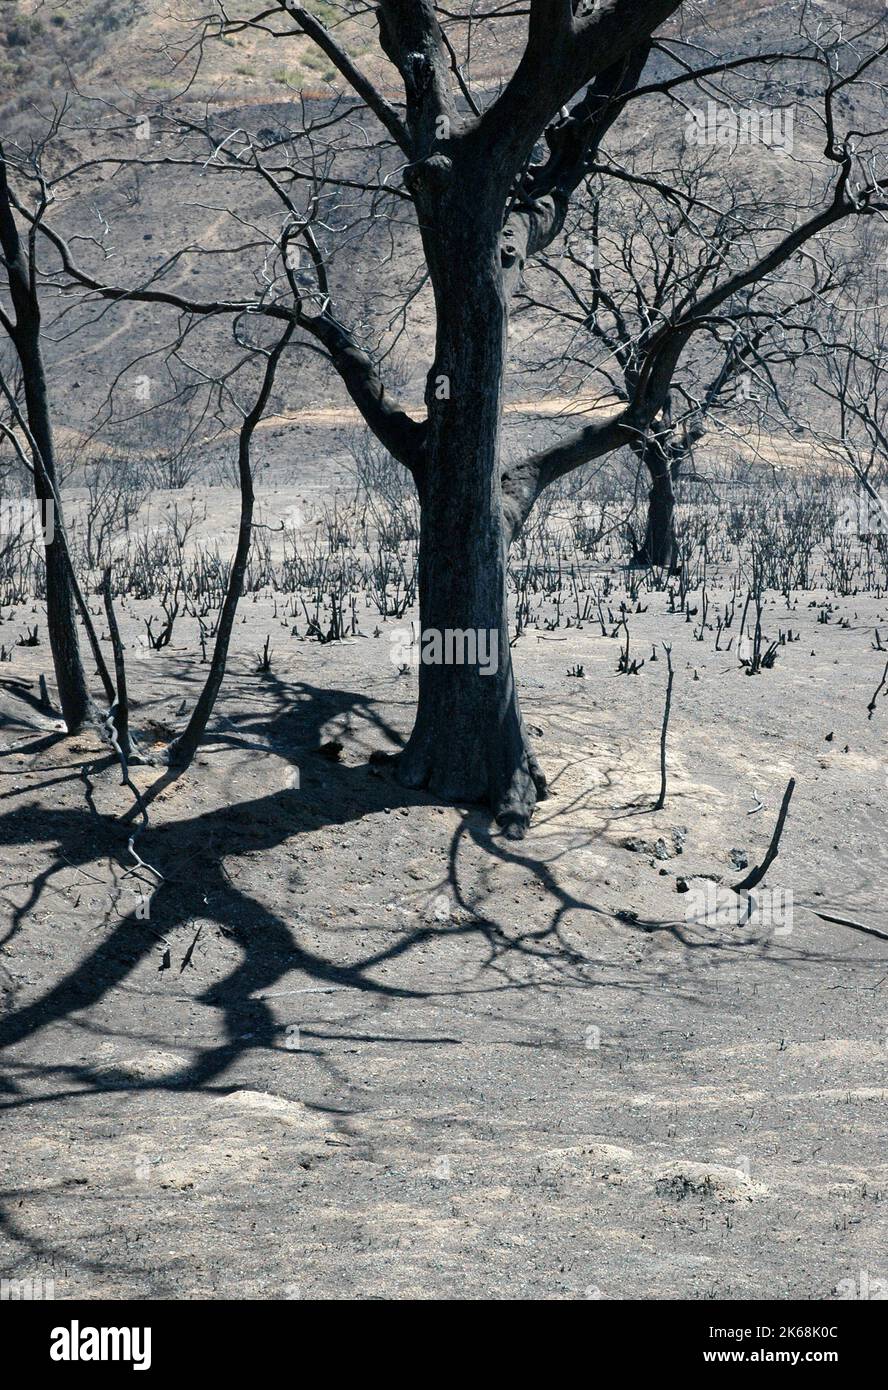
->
[[527, 211, 835, 571], [0, 144, 91, 729], [21, 1, 888, 833], [230, 3, 885, 830], [215, 0, 883, 832], [808, 287, 888, 534]]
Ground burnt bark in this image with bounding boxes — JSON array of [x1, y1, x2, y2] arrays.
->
[[168, 326, 294, 769], [0, 153, 91, 731], [634, 446, 679, 571], [388, 166, 547, 835], [13, 334, 91, 730]]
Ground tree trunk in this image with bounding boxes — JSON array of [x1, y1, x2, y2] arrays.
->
[[0, 160, 91, 732], [634, 446, 678, 571], [168, 325, 293, 769], [17, 335, 91, 731], [167, 486, 253, 769], [390, 180, 546, 835]]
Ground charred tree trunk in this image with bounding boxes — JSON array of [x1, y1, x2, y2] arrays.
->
[[15, 334, 91, 730], [633, 443, 679, 571], [166, 449, 254, 768], [168, 326, 293, 769], [391, 167, 546, 835], [0, 156, 91, 731]]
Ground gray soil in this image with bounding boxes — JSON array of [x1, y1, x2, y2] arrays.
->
[[2, 489, 886, 1300]]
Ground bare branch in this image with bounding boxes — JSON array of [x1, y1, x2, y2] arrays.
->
[[275, 2, 411, 152]]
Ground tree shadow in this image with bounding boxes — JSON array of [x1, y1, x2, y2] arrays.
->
[[1, 673, 875, 1289], [0, 677, 613, 1086], [2, 670, 857, 1086]]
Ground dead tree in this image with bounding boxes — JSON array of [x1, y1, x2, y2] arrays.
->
[[26, 2, 888, 833], [242, 2, 884, 832], [0, 143, 91, 728], [168, 323, 295, 768], [518, 102, 851, 570], [806, 287, 888, 536]]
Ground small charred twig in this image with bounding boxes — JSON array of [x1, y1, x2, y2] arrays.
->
[[734, 777, 796, 891], [180, 923, 203, 973], [654, 642, 673, 811], [101, 567, 132, 763], [616, 617, 644, 674]]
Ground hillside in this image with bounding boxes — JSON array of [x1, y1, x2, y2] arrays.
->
[[1, 0, 883, 484], [4, 1, 884, 109]]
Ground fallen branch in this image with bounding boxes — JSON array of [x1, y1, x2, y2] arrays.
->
[[800, 906, 888, 943]]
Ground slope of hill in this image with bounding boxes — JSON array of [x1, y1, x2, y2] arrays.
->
[[1, 0, 884, 470], [5, 1, 884, 110], [2, 0, 381, 111]]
